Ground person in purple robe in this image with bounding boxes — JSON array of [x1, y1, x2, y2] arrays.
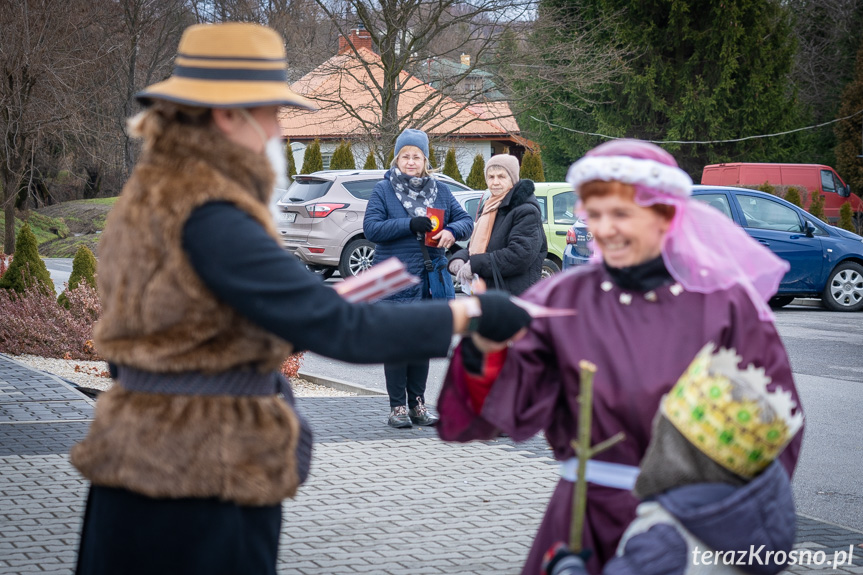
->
[[436, 139, 804, 575]]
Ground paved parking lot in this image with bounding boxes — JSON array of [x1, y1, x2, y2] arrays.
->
[[2, 353, 862, 574]]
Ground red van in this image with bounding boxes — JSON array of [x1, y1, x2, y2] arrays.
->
[[700, 163, 863, 221]]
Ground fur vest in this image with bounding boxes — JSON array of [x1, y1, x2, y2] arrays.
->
[[71, 111, 302, 506]]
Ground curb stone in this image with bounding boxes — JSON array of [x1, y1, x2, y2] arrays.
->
[[297, 370, 386, 396]]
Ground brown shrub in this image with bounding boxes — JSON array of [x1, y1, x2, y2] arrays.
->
[[0, 281, 101, 360], [280, 353, 305, 379]]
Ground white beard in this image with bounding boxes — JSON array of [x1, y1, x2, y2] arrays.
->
[[266, 137, 289, 225]]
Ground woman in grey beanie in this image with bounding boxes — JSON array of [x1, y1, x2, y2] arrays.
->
[[448, 153, 547, 295]]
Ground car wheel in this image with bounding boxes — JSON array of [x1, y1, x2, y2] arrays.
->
[[541, 258, 560, 280], [768, 296, 795, 309], [339, 239, 375, 278], [305, 264, 335, 280], [821, 262, 863, 311]]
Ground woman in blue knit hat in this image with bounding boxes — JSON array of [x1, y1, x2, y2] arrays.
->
[[364, 129, 474, 428]]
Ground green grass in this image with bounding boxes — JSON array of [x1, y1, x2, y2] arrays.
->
[[0, 211, 69, 251], [0, 197, 118, 254]]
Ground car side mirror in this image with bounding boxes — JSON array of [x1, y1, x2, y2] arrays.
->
[[803, 220, 816, 238], [840, 184, 851, 198]]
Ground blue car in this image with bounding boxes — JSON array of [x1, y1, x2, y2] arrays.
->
[[562, 218, 592, 269], [562, 185, 863, 311]]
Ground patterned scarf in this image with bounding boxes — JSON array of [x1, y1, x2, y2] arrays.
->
[[390, 167, 438, 216]]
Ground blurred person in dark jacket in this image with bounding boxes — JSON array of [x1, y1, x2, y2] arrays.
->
[[71, 23, 528, 575]]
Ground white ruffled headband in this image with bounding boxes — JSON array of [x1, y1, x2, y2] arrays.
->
[[566, 155, 693, 199], [564, 140, 789, 323]]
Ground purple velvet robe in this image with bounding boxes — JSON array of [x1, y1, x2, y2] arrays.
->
[[437, 264, 803, 575]]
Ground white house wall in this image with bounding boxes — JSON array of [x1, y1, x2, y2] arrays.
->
[[288, 139, 492, 183]]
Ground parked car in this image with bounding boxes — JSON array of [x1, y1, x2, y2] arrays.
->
[[562, 218, 592, 269], [274, 170, 474, 278], [559, 185, 863, 311], [692, 185, 863, 311], [532, 183, 578, 278], [701, 162, 863, 223]]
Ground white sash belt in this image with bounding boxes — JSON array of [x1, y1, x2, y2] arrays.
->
[[558, 457, 640, 490]]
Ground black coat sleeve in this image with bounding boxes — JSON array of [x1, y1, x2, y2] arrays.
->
[[470, 204, 544, 278], [182, 202, 453, 363]]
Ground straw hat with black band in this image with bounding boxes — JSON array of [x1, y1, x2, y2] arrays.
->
[[137, 22, 316, 110]]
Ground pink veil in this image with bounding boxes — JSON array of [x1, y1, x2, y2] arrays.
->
[[566, 140, 789, 322]]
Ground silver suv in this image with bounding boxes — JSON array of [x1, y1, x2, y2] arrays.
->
[[275, 169, 475, 278]]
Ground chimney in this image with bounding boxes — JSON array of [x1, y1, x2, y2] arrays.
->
[[338, 24, 373, 55], [460, 53, 470, 66]]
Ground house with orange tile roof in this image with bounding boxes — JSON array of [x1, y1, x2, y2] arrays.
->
[[279, 26, 534, 178]]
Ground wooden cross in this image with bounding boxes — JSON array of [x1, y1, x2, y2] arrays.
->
[[569, 360, 626, 552]]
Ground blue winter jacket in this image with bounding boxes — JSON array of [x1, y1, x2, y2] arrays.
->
[[364, 171, 473, 302]]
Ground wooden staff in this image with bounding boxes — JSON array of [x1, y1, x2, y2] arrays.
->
[[569, 360, 625, 552]]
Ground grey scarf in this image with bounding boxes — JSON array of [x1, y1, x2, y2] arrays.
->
[[390, 167, 438, 216]]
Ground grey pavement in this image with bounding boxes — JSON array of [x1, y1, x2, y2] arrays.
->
[[2, 354, 863, 575]]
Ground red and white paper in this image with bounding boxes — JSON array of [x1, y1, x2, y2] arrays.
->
[[334, 257, 419, 303], [510, 296, 578, 318]]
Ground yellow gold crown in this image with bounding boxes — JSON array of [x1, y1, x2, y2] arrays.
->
[[661, 343, 803, 478]]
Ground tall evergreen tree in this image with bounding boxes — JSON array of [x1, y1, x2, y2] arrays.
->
[[531, 0, 801, 180], [300, 139, 323, 174], [0, 223, 53, 295], [784, 187, 803, 207], [835, 40, 863, 198], [808, 191, 826, 221], [838, 202, 856, 232], [330, 141, 356, 170], [58, 244, 96, 308], [285, 138, 297, 182], [428, 146, 439, 170], [443, 148, 464, 183], [520, 151, 546, 182], [363, 149, 377, 169], [466, 155, 487, 189]]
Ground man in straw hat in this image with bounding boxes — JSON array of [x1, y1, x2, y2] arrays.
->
[[70, 22, 531, 574], [542, 343, 803, 575]]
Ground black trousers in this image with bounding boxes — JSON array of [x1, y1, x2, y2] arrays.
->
[[384, 359, 430, 409], [76, 485, 281, 575]]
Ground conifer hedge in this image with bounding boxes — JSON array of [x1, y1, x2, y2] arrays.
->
[[0, 224, 54, 295], [58, 245, 97, 308], [466, 155, 486, 190], [363, 150, 377, 169], [443, 148, 464, 183], [428, 146, 439, 170], [285, 137, 297, 181], [838, 202, 856, 231], [808, 192, 826, 221], [783, 187, 802, 207], [520, 151, 545, 182], [330, 141, 356, 170], [300, 139, 323, 174]]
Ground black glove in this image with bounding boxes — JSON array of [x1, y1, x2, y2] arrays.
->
[[475, 290, 532, 342], [409, 216, 434, 234], [541, 543, 588, 575]]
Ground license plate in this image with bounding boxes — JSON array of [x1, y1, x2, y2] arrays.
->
[[280, 212, 296, 223]]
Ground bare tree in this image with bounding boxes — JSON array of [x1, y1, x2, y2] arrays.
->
[[112, 0, 188, 176], [0, 0, 114, 253], [284, 0, 630, 159], [789, 0, 861, 123]]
